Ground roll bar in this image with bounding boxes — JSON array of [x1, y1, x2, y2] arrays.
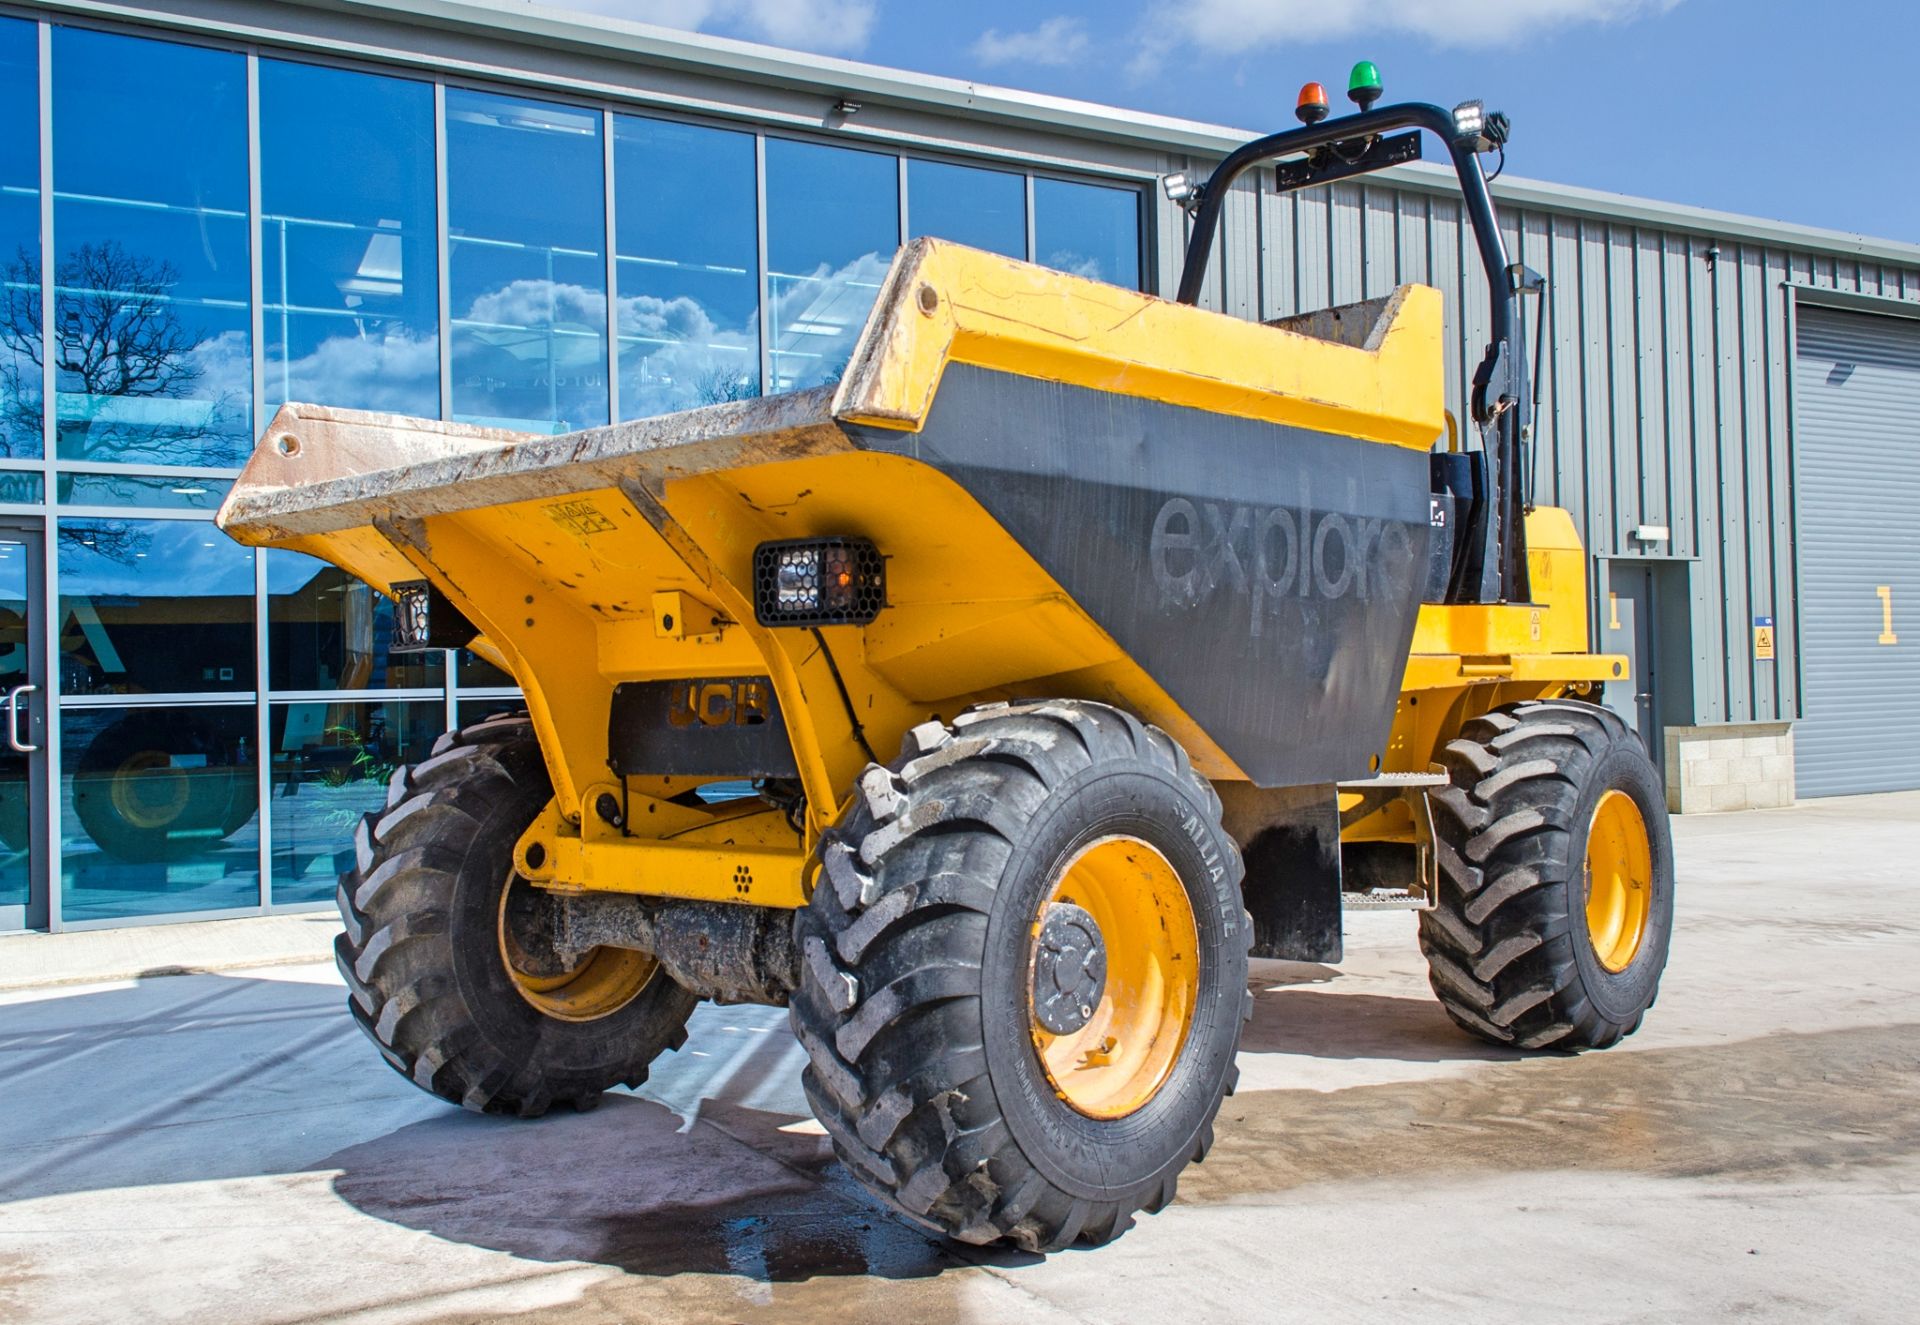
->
[[1171, 101, 1534, 604]]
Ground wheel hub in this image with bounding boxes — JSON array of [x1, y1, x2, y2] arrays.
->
[[498, 874, 657, 1022], [1028, 835, 1200, 1120], [1585, 788, 1653, 973], [1032, 902, 1107, 1035]]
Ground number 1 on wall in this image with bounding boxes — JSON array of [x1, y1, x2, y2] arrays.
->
[[1878, 585, 1898, 645]]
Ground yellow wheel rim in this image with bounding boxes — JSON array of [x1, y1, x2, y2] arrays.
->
[[110, 752, 191, 830], [497, 877, 656, 1022], [1030, 835, 1199, 1120], [1585, 789, 1653, 973]]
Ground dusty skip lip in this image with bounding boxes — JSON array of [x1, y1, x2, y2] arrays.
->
[[216, 388, 846, 543]]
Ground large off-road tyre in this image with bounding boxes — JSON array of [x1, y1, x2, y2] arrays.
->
[[71, 713, 258, 863], [1420, 698, 1674, 1051], [791, 700, 1250, 1252], [334, 713, 697, 1117]]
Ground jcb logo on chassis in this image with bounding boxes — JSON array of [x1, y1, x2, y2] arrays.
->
[[667, 678, 775, 729], [1149, 495, 1417, 638]]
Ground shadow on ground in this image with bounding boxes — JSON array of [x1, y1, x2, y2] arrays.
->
[[319, 1092, 1028, 1286], [1240, 987, 1527, 1063]]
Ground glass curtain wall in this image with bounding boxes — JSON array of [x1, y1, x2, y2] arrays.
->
[[1, 17, 1144, 928], [51, 28, 251, 469], [446, 89, 609, 433], [0, 18, 39, 465], [764, 139, 898, 393], [907, 159, 1026, 258], [260, 60, 439, 421], [613, 116, 758, 416]]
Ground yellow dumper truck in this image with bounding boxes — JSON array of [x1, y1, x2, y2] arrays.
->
[[217, 71, 1673, 1252]]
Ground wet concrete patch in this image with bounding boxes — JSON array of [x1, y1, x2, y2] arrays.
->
[[1187, 1018, 1920, 1203]]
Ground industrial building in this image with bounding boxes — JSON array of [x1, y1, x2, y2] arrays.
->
[[0, 0, 1912, 934]]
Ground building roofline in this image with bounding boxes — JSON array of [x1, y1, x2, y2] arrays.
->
[[30, 0, 1920, 269]]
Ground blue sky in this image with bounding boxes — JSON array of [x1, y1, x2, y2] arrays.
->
[[563, 0, 1920, 242]]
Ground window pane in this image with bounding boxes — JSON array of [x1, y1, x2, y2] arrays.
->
[[1033, 178, 1141, 290], [907, 159, 1025, 259], [765, 139, 897, 393], [0, 471, 44, 505], [60, 703, 258, 922], [270, 699, 441, 903], [457, 649, 516, 688], [457, 698, 525, 729], [0, 18, 41, 462], [446, 89, 607, 433], [57, 473, 231, 510], [261, 60, 437, 420], [267, 549, 443, 691], [51, 29, 250, 467], [614, 116, 757, 417], [58, 518, 255, 695]]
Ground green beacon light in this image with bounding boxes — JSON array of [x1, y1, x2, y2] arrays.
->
[[1348, 60, 1384, 113]]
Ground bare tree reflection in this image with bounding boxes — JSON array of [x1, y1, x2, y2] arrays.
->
[[0, 245, 40, 458], [693, 364, 758, 405], [59, 520, 152, 565], [1, 241, 243, 464]]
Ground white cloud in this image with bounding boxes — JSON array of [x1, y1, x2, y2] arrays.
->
[[972, 17, 1091, 68], [1132, 0, 1681, 75], [553, 0, 879, 55]]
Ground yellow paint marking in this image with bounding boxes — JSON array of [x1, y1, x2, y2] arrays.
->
[[1878, 585, 1898, 644]]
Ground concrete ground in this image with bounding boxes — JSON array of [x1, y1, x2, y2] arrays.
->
[[2, 791, 1916, 1324]]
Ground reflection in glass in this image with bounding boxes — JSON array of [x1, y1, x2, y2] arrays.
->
[[59, 703, 258, 922], [58, 518, 255, 695], [261, 60, 438, 420], [0, 471, 44, 505], [0, 537, 27, 912], [614, 116, 758, 417], [1033, 178, 1141, 289], [457, 698, 525, 731], [270, 700, 440, 903], [457, 648, 517, 690], [0, 18, 41, 462], [57, 473, 232, 510], [908, 160, 1025, 259], [267, 549, 443, 692], [447, 89, 608, 433], [51, 29, 251, 467], [765, 139, 898, 393]]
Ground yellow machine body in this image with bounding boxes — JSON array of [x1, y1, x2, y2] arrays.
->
[[217, 239, 1622, 911]]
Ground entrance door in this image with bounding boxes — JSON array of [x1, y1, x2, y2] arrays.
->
[[1604, 562, 1659, 766], [0, 521, 47, 931]]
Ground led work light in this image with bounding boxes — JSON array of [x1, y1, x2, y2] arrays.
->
[[752, 537, 886, 627], [1452, 99, 1486, 140]]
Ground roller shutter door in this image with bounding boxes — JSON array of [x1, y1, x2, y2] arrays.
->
[[1793, 305, 1920, 796]]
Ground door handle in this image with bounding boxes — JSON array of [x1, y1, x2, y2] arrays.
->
[[6, 683, 37, 753]]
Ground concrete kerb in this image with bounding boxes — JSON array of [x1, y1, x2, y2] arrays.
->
[[0, 912, 340, 993]]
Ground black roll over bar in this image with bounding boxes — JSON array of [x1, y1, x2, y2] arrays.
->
[[1169, 94, 1538, 605]]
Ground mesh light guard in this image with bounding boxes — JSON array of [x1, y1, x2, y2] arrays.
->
[[752, 537, 886, 627]]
